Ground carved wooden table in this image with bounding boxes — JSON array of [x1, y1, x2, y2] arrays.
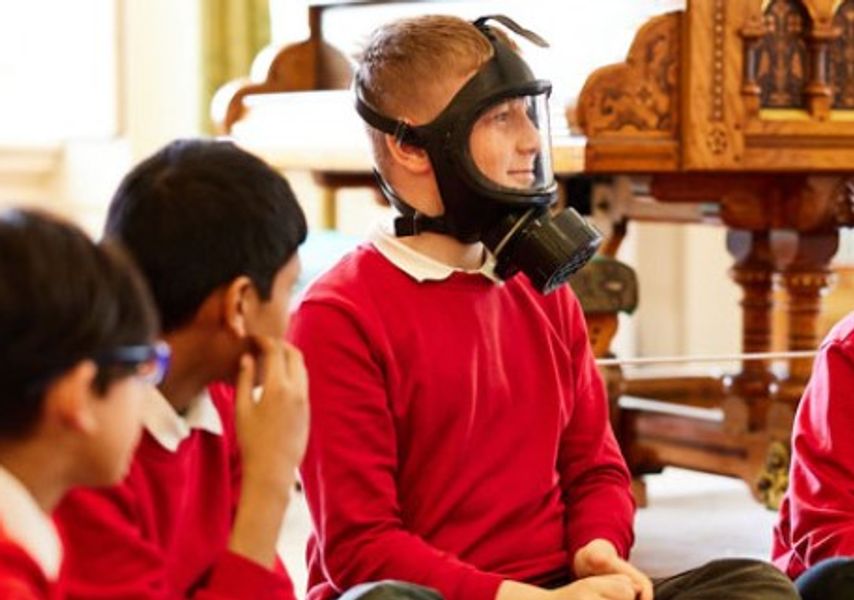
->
[[577, 0, 854, 507]]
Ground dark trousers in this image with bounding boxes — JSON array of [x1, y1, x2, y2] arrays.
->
[[339, 581, 442, 600], [795, 557, 854, 600], [652, 558, 798, 599], [339, 559, 798, 600]]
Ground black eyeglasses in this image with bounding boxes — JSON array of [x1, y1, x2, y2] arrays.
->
[[94, 341, 171, 386]]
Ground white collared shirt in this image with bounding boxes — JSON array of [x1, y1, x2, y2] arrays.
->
[[369, 219, 501, 283], [142, 386, 223, 453], [0, 466, 62, 580]]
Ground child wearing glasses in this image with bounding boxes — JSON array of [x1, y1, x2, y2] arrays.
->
[[54, 139, 310, 599], [0, 208, 160, 599]]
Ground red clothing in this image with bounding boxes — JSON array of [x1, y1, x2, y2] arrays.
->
[[53, 384, 295, 600], [773, 311, 854, 579], [290, 245, 634, 600], [0, 527, 62, 600]]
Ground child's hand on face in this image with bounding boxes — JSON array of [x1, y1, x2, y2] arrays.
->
[[573, 539, 652, 600], [234, 335, 309, 489], [550, 574, 639, 600]]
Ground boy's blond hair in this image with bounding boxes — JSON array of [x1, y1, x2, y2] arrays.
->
[[356, 15, 495, 173]]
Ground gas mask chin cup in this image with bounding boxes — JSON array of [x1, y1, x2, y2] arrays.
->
[[355, 15, 602, 294]]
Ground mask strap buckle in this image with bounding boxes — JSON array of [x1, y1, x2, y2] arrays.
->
[[393, 121, 414, 146], [394, 213, 451, 237], [374, 170, 432, 237], [472, 15, 550, 48], [393, 214, 419, 237]]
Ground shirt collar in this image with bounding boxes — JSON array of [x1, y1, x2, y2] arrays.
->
[[369, 219, 501, 284], [0, 466, 62, 580], [142, 386, 223, 452]]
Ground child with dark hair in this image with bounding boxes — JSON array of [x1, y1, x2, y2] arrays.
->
[[0, 208, 160, 599], [54, 139, 310, 599]]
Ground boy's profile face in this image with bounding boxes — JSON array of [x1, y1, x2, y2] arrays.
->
[[81, 374, 146, 485], [469, 96, 542, 190], [244, 253, 302, 342]]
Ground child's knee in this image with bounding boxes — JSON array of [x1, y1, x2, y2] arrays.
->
[[796, 557, 854, 600], [339, 580, 444, 600]]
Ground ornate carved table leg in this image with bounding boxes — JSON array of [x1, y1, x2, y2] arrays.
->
[[750, 230, 836, 508], [771, 230, 838, 422], [726, 228, 787, 506], [724, 229, 776, 433]]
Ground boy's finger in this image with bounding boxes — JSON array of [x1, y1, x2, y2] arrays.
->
[[594, 574, 635, 600], [251, 334, 287, 387], [235, 354, 256, 418], [609, 560, 653, 600], [587, 550, 620, 574], [282, 343, 307, 392], [636, 572, 654, 600]]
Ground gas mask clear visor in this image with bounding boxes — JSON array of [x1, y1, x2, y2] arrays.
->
[[466, 92, 554, 198]]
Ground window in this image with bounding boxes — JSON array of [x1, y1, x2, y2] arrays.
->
[[0, 0, 119, 144]]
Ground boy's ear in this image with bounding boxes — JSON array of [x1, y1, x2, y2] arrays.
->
[[45, 360, 99, 434], [385, 133, 432, 175], [222, 276, 254, 338]]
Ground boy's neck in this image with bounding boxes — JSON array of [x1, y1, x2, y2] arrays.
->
[[0, 446, 68, 512], [158, 330, 222, 414], [397, 231, 486, 271], [385, 177, 486, 271], [158, 378, 209, 416]]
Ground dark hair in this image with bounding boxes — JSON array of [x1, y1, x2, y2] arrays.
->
[[0, 209, 159, 438], [104, 139, 307, 332]]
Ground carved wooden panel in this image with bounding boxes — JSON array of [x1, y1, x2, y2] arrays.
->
[[578, 0, 854, 172], [756, 0, 810, 108], [831, 0, 854, 108], [575, 13, 681, 172], [577, 14, 679, 136], [833, 177, 854, 225]]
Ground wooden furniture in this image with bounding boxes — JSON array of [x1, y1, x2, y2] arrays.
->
[[217, 0, 854, 507], [577, 0, 854, 507], [211, 3, 353, 135]]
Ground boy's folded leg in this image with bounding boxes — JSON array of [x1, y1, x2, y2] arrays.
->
[[651, 558, 798, 600], [339, 581, 444, 600]]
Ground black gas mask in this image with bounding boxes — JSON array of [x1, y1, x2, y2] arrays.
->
[[355, 15, 601, 294]]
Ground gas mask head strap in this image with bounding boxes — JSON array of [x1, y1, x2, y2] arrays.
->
[[370, 170, 453, 237], [354, 77, 424, 148], [354, 15, 547, 147]]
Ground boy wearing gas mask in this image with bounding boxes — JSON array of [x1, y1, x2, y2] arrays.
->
[[290, 15, 798, 600]]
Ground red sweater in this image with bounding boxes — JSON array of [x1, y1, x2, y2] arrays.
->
[[53, 384, 295, 599], [0, 526, 62, 600], [773, 311, 854, 579], [290, 245, 634, 600]]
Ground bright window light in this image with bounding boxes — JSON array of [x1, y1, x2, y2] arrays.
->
[[0, 0, 119, 144]]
